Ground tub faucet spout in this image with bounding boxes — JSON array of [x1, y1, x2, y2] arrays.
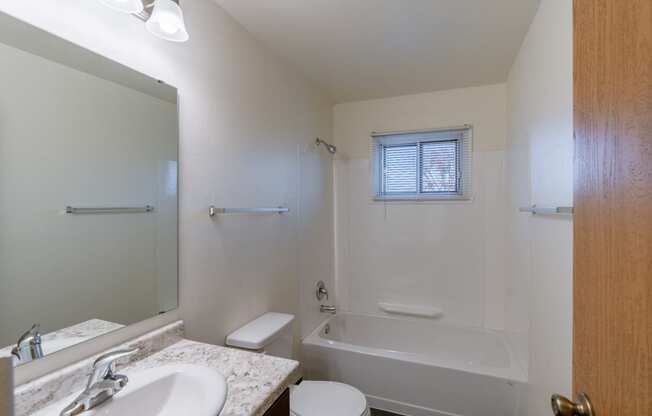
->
[[320, 304, 337, 314]]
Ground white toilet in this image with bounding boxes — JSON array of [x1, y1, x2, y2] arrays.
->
[[225, 313, 370, 416]]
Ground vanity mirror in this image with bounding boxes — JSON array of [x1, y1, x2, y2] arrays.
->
[[0, 11, 178, 366]]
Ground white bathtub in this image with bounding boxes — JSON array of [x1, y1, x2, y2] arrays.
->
[[301, 313, 526, 416]]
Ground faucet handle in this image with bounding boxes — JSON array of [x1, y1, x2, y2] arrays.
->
[[316, 281, 329, 301], [93, 348, 139, 373], [88, 348, 139, 387]]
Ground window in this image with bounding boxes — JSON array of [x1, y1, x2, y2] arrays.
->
[[371, 126, 472, 200]]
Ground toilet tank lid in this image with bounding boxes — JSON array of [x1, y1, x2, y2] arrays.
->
[[225, 312, 295, 350]]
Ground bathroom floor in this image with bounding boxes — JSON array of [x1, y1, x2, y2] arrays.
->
[[370, 409, 402, 416]]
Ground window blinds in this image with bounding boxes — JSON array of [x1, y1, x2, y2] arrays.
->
[[383, 144, 418, 194], [371, 126, 472, 200]]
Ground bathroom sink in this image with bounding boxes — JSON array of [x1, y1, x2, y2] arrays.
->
[[33, 364, 227, 416]]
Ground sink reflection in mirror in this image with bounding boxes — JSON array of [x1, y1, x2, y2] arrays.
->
[[0, 10, 179, 366], [2, 320, 126, 367]]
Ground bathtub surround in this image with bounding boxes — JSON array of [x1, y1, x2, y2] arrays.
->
[[505, 1, 573, 415], [333, 84, 509, 331], [14, 321, 299, 416], [0, 0, 333, 383], [331, 5, 573, 413]]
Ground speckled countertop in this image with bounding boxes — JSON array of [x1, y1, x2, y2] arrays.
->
[[14, 321, 301, 416]]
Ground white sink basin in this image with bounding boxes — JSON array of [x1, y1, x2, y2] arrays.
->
[[33, 364, 227, 416]]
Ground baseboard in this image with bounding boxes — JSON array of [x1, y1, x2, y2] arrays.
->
[[366, 394, 462, 416]]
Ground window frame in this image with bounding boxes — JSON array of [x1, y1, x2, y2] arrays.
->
[[371, 126, 472, 201]]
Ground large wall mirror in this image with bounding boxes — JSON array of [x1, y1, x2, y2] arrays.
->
[[0, 12, 178, 366]]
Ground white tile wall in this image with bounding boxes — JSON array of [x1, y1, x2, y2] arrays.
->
[[333, 84, 509, 330]]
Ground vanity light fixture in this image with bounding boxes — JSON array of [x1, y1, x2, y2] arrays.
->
[[98, 0, 189, 43]]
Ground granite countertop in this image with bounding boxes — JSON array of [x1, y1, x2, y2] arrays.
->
[[0, 319, 124, 364], [14, 321, 301, 416]]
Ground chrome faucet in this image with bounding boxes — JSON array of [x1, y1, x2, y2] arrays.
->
[[320, 304, 337, 314], [11, 324, 43, 363], [59, 348, 139, 416]]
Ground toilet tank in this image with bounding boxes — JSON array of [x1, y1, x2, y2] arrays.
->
[[225, 313, 295, 358]]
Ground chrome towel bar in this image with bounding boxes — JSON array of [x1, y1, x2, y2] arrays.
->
[[208, 206, 289, 217], [519, 205, 573, 215], [66, 205, 154, 214]]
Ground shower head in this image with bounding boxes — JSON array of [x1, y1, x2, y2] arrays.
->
[[316, 138, 337, 154]]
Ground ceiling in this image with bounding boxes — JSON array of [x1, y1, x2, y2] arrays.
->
[[215, 0, 540, 103]]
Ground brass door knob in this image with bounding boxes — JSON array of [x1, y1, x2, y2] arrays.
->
[[551, 392, 595, 416]]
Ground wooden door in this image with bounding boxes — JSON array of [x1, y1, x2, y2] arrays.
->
[[573, 0, 651, 415]]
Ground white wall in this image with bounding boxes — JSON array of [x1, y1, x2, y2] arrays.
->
[[333, 84, 508, 330], [0, 39, 178, 347], [505, 1, 573, 415], [0, 0, 333, 383]]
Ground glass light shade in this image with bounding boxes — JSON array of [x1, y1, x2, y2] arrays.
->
[[98, 0, 144, 14], [146, 0, 189, 42]]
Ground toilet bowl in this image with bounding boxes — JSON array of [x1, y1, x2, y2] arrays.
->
[[225, 313, 370, 416], [290, 381, 370, 416]]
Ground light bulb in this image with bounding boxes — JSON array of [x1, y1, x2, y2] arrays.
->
[[158, 18, 180, 35], [146, 0, 189, 42]]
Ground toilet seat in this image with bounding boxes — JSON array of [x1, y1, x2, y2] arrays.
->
[[290, 381, 370, 416]]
